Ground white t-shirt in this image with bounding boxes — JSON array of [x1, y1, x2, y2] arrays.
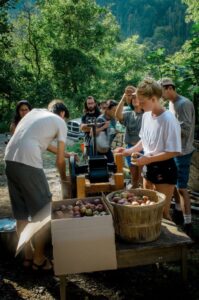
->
[[139, 110, 181, 156], [4, 109, 67, 168]]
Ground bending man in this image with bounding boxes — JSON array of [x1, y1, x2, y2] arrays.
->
[[4, 99, 70, 271]]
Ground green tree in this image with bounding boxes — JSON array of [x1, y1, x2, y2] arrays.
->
[[10, 0, 119, 115], [0, 0, 20, 131], [97, 0, 190, 53], [94, 35, 147, 100], [182, 0, 199, 22]]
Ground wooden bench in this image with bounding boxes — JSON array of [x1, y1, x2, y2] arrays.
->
[[59, 219, 193, 299]]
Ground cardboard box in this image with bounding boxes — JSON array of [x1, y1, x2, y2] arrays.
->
[[16, 196, 117, 276]]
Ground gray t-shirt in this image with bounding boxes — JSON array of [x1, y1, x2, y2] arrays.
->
[[121, 111, 143, 145], [169, 95, 195, 155], [4, 109, 67, 168]]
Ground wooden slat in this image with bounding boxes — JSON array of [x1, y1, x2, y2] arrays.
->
[[117, 246, 183, 268], [114, 173, 124, 189], [114, 153, 124, 173], [77, 175, 86, 198]]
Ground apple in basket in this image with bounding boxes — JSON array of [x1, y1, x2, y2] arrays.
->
[[110, 192, 155, 206]]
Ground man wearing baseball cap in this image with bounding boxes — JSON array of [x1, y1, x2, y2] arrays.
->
[[159, 77, 195, 237]]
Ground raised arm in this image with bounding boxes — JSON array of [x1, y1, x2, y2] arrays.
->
[[115, 93, 126, 122]]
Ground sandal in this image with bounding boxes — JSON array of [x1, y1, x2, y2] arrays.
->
[[32, 258, 53, 273]]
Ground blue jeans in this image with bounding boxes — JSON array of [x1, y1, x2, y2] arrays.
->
[[174, 152, 194, 189]]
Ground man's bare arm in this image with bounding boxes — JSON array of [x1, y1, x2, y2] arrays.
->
[[56, 141, 67, 181]]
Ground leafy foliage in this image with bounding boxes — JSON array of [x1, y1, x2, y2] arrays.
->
[[0, 0, 199, 132], [182, 0, 199, 22], [97, 0, 190, 53]]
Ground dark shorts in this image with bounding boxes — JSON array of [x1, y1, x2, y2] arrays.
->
[[174, 152, 193, 189], [5, 161, 52, 220], [143, 158, 177, 185]]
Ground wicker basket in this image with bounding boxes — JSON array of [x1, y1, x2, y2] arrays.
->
[[106, 189, 166, 243]]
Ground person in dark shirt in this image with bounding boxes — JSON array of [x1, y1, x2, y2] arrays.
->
[[80, 96, 100, 156]]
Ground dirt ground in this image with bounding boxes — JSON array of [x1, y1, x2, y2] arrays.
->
[[0, 133, 199, 300]]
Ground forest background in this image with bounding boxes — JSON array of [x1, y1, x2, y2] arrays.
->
[[0, 0, 199, 133]]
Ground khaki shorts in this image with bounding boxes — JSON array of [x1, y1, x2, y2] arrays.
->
[[5, 161, 52, 220]]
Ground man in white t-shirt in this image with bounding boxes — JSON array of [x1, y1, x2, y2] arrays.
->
[[4, 99, 70, 272]]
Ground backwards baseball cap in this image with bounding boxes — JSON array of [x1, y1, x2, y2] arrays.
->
[[158, 78, 175, 87]]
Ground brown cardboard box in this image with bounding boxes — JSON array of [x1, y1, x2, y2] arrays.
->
[[16, 197, 117, 276]]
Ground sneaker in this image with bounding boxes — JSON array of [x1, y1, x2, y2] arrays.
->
[[172, 209, 184, 225], [183, 223, 194, 238]]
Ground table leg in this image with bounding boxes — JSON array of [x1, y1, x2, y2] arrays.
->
[[181, 246, 188, 282], [59, 275, 67, 300]]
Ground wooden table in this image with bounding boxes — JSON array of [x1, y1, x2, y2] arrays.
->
[[116, 219, 193, 280], [59, 219, 193, 300]]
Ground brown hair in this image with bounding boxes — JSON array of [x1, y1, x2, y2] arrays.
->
[[83, 96, 100, 114], [137, 77, 162, 98], [106, 99, 118, 110], [48, 99, 69, 118], [125, 85, 136, 93], [13, 100, 32, 126]]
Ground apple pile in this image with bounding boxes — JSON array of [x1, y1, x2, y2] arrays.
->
[[53, 198, 108, 219], [110, 191, 156, 206]]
